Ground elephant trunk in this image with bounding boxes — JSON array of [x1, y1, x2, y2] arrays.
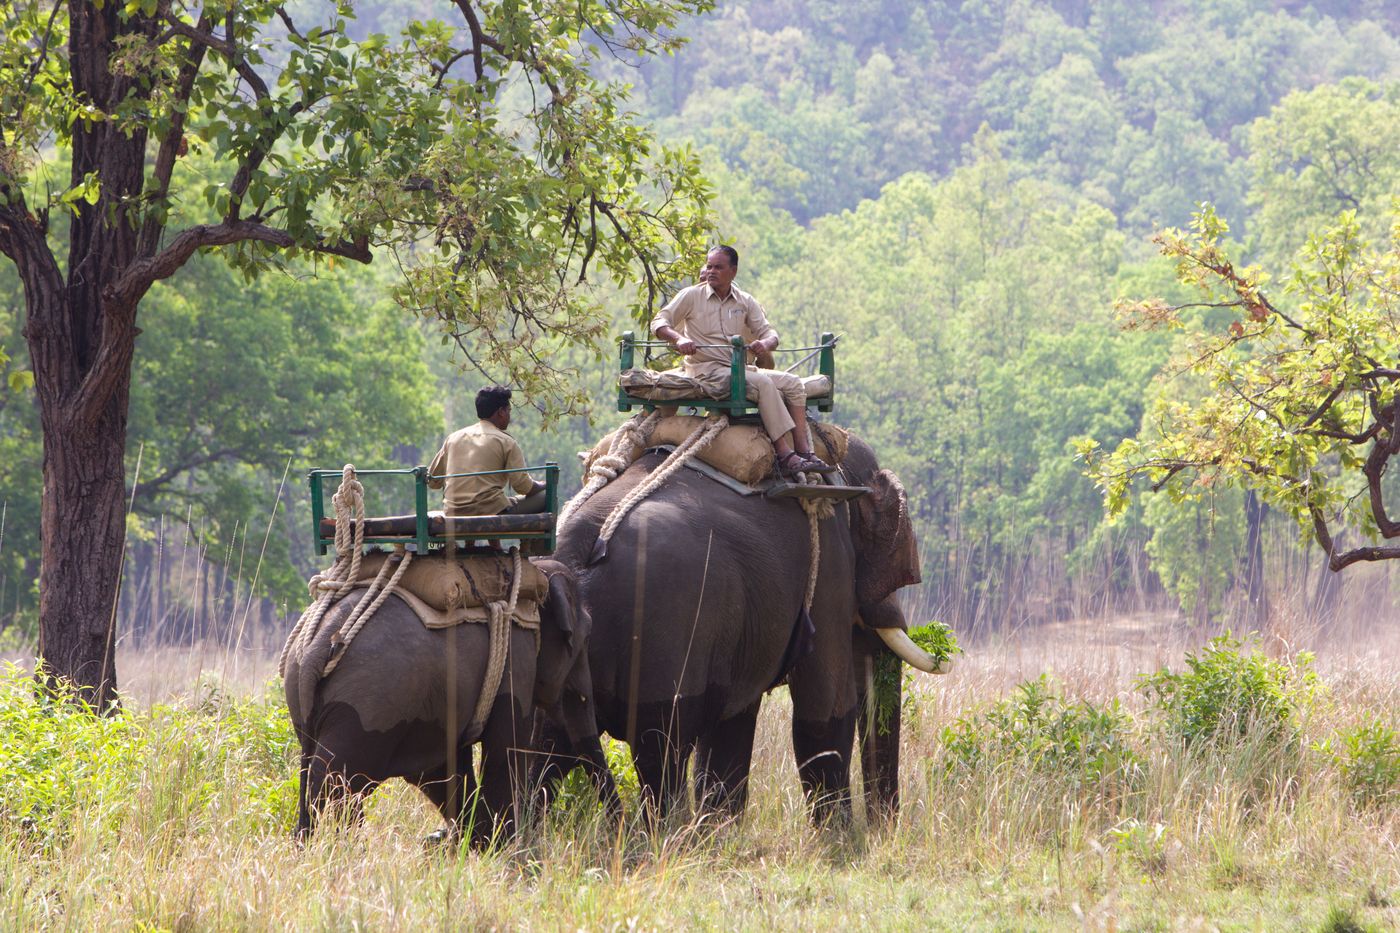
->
[[875, 626, 953, 675]]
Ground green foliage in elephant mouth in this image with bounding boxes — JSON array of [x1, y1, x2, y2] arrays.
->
[[909, 621, 960, 666], [872, 622, 960, 735]]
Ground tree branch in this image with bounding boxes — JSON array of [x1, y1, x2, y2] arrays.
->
[[1312, 504, 1400, 570], [139, 16, 212, 257], [162, 16, 270, 101], [66, 221, 368, 429], [10, 0, 64, 127]]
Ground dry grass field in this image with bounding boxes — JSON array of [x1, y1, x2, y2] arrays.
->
[[4, 585, 1400, 931]]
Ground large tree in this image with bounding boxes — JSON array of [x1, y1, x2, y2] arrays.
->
[[0, 0, 711, 706], [1083, 206, 1400, 577]]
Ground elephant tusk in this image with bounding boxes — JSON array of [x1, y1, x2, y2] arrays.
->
[[875, 627, 952, 675]]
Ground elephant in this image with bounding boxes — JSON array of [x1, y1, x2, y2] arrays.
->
[[547, 432, 944, 823], [283, 557, 614, 843]]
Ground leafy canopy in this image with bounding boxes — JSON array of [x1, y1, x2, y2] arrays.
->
[[1082, 205, 1400, 571], [0, 0, 714, 413]]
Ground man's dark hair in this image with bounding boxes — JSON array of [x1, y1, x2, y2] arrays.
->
[[709, 244, 739, 269], [476, 384, 513, 420]]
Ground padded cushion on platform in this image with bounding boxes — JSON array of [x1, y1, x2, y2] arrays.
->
[[583, 416, 848, 487], [319, 511, 552, 540], [347, 551, 548, 613], [619, 368, 832, 402]]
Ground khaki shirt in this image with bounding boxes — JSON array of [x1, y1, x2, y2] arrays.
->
[[650, 283, 779, 376], [427, 420, 535, 516]]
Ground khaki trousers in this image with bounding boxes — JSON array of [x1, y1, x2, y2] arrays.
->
[[691, 363, 805, 442]]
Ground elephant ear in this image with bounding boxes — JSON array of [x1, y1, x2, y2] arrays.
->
[[542, 565, 579, 648], [853, 468, 921, 607]]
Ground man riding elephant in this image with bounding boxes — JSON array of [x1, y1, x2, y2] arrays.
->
[[428, 384, 547, 516], [651, 245, 835, 479]]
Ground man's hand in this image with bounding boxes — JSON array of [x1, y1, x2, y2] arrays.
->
[[657, 324, 696, 355]]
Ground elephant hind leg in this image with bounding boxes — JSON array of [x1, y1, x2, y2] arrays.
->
[[414, 765, 479, 843], [634, 726, 694, 823], [694, 701, 760, 820], [301, 749, 376, 835]]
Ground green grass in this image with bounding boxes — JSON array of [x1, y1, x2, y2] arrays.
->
[[1, 638, 1398, 930]]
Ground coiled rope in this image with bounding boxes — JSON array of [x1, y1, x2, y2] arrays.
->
[[322, 543, 414, 676], [598, 414, 728, 542], [279, 464, 371, 677], [466, 546, 525, 737]]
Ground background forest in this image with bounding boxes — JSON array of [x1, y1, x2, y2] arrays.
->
[[4, 0, 1400, 645]]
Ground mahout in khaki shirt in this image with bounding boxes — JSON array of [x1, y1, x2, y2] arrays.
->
[[650, 282, 778, 380], [427, 420, 536, 516]]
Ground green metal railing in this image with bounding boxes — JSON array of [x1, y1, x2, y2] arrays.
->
[[309, 462, 560, 556], [617, 331, 837, 414]]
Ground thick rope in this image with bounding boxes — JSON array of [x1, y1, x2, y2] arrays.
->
[[796, 421, 841, 611], [468, 547, 525, 737], [596, 413, 728, 547], [559, 410, 663, 530], [322, 546, 414, 677], [279, 464, 366, 677], [803, 505, 820, 611]]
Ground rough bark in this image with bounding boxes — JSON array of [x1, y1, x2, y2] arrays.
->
[[6, 4, 156, 708]]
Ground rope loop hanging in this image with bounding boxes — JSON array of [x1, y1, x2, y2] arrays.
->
[[280, 464, 367, 677]]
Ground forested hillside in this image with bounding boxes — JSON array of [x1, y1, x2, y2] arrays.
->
[[3, 0, 1399, 639]]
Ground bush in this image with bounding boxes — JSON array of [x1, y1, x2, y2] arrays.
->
[[0, 665, 297, 846], [940, 675, 1141, 787], [1322, 719, 1400, 810], [1137, 635, 1318, 748], [0, 665, 143, 845]]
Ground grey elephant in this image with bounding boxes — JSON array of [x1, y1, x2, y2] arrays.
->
[[548, 433, 943, 823], [283, 558, 614, 843]]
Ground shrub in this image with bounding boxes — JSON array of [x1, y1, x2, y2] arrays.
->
[[1137, 635, 1318, 748], [940, 675, 1141, 787], [0, 665, 143, 845], [0, 666, 297, 846], [1321, 719, 1400, 809]]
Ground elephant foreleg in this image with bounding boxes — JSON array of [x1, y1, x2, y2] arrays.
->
[[791, 711, 855, 826], [694, 701, 760, 819], [855, 631, 902, 824], [476, 706, 532, 848]]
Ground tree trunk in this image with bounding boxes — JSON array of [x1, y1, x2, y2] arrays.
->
[[1242, 490, 1269, 629], [37, 386, 130, 708], [10, 4, 156, 708]]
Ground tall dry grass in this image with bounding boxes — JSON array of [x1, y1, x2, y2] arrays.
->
[[3, 522, 1400, 929]]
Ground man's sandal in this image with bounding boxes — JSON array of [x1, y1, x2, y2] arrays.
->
[[777, 450, 836, 478]]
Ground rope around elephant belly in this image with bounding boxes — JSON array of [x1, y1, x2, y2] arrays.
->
[[590, 413, 729, 563], [468, 547, 526, 738], [558, 409, 663, 531], [279, 464, 368, 678]]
